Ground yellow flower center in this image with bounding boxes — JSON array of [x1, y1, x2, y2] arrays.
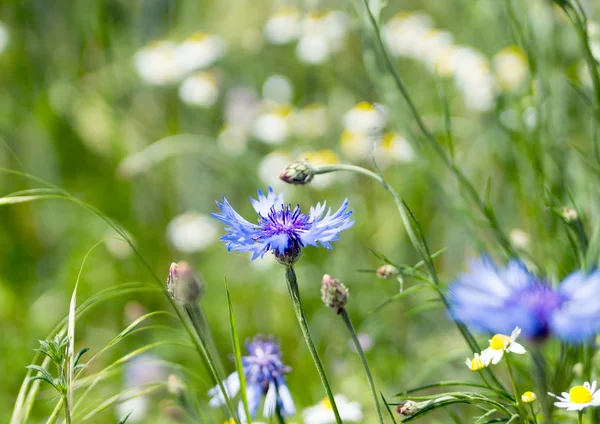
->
[[354, 101, 375, 112], [521, 391, 537, 403], [569, 386, 593, 404], [468, 356, 485, 371], [188, 32, 209, 42], [490, 334, 511, 350], [321, 397, 333, 410]]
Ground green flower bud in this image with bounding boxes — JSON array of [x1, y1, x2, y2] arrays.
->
[[279, 161, 314, 185], [167, 261, 203, 303], [321, 274, 349, 313]]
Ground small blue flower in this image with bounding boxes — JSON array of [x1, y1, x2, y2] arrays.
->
[[212, 187, 354, 264], [448, 256, 600, 343], [208, 336, 295, 421]]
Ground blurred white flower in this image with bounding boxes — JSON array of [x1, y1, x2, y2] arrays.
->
[[298, 149, 339, 188], [296, 10, 350, 64], [414, 30, 455, 69], [510, 228, 530, 249], [303, 395, 363, 424], [293, 104, 329, 138], [116, 395, 149, 423], [343, 102, 387, 133], [454, 54, 497, 112], [178, 72, 219, 107], [134, 41, 185, 86], [167, 212, 218, 253], [217, 125, 248, 156], [175, 32, 226, 72], [252, 105, 293, 144], [374, 132, 415, 168], [104, 229, 134, 259], [296, 34, 331, 65], [262, 74, 294, 104], [340, 130, 372, 160], [493, 46, 529, 93], [258, 150, 293, 186], [224, 86, 260, 130], [383, 12, 433, 58], [264, 7, 302, 45], [0, 21, 8, 53]]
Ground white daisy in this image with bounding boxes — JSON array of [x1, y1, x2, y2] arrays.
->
[[262, 74, 294, 105], [549, 381, 600, 411], [178, 72, 219, 108], [175, 33, 226, 72], [166, 212, 218, 253], [302, 395, 363, 424], [492, 46, 529, 93], [480, 327, 527, 365], [134, 41, 185, 86], [343, 102, 387, 134], [264, 7, 301, 45], [292, 104, 329, 139], [465, 353, 487, 371], [252, 105, 292, 145]]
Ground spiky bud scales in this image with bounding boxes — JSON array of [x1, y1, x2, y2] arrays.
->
[[321, 274, 349, 313]]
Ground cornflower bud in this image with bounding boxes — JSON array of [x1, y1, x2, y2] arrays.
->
[[167, 261, 203, 303], [376, 264, 400, 279], [321, 274, 349, 313], [279, 161, 314, 185]]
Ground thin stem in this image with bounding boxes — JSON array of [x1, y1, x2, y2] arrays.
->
[[340, 309, 385, 424], [284, 266, 343, 424], [529, 403, 539, 424], [579, 410, 584, 424], [62, 396, 72, 424], [183, 303, 240, 424], [505, 355, 526, 421], [313, 163, 509, 394]]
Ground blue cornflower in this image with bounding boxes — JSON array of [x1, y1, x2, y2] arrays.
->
[[448, 256, 600, 343], [212, 187, 354, 265], [208, 336, 295, 421]]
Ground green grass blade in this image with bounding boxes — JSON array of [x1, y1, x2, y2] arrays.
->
[[225, 281, 250, 423]]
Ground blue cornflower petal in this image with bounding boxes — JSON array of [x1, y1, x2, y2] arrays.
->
[[551, 270, 600, 343], [448, 256, 561, 339], [250, 187, 284, 217], [212, 187, 353, 262], [209, 336, 295, 420], [277, 377, 296, 416], [300, 199, 355, 249]]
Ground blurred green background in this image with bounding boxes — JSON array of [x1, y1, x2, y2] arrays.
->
[[1, 0, 600, 422]]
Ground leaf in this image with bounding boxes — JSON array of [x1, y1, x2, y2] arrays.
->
[[73, 348, 89, 369], [368, 284, 432, 316], [380, 392, 398, 424], [117, 410, 133, 424], [226, 281, 251, 424]]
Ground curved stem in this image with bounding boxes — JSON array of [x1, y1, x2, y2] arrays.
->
[[340, 309, 384, 424], [284, 266, 343, 424]]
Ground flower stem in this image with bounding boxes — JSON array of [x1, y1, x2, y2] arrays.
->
[[579, 410, 584, 424], [183, 303, 240, 424], [529, 403, 539, 424], [505, 354, 526, 421], [62, 395, 72, 424], [284, 266, 343, 424], [340, 309, 385, 424]]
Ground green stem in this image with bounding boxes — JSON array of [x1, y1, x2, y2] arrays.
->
[[62, 396, 71, 424], [313, 163, 511, 393], [284, 266, 343, 424], [529, 403, 539, 424], [505, 354, 526, 421], [183, 303, 240, 424], [340, 309, 385, 424], [579, 410, 584, 424]]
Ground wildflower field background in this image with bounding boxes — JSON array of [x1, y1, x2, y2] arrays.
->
[[3, 0, 600, 423]]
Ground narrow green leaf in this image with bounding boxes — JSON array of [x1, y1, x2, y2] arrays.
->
[[368, 284, 432, 316], [73, 348, 89, 369], [117, 410, 133, 424], [226, 281, 251, 424], [380, 392, 398, 424]]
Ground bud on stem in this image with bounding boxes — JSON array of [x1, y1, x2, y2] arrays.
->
[[167, 261, 204, 303]]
